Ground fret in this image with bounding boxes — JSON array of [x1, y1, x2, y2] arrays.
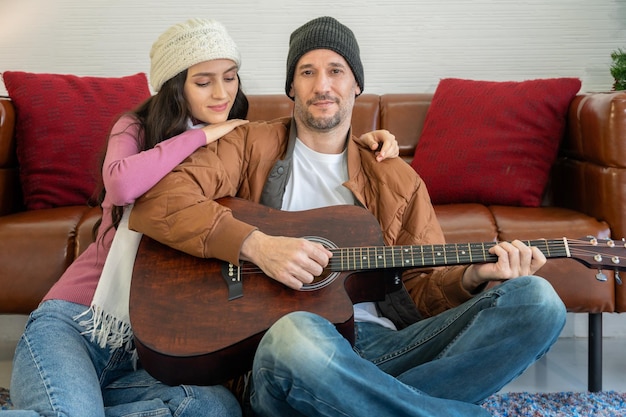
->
[[338, 247, 342, 270], [401, 246, 411, 267], [469, 243, 481, 263], [442, 244, 449, 264], [409, 245, 416, 268], [389, 247, 396, 267], [475, 243, 489, 263], [432, 244, 444, 266], [392, 247, 398, 267], [349, 247, 356, 270], [543, 239, 553, 257], [422, 244, 433, 266], [418, 246, 426, 266], [360, 247, 365, 268], [361, 247, 368, 269], [348, 247, 355, 269], [330, 237, 573, 273], [459, 243, 471, 263], [366, 246, 373, 269]]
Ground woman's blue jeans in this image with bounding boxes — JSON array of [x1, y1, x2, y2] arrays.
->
[[7, 300, 242, 417], [250, 276, 567, 417]]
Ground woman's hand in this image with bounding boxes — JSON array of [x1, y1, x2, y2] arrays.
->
[[201, 119, 249, 145], [357, 129, 399, 162]]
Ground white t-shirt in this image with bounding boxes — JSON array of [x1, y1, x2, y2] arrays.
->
[[282, 138, 355, 210], [281, 138, 397, 330]]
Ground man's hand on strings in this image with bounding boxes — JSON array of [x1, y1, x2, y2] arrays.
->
[[240, 231, 333, 290]]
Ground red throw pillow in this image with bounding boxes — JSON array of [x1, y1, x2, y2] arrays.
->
[[410, 77, 581, 207], [2, 71, 151, 210]]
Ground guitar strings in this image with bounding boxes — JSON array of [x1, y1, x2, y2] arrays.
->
[[235, 238, 624, 276]]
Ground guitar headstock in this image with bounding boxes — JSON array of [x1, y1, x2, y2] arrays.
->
[[568, 237, 625, 283]]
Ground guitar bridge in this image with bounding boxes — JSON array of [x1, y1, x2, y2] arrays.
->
[[221, 262, 243, 300]]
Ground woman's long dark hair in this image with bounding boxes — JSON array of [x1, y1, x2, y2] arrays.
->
[[91, 71, 249, 239]]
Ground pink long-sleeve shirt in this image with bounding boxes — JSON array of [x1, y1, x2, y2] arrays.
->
[[43, 115, 207, 307]]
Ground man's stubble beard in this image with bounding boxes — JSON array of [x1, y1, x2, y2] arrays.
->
[[294, 95, 352, 132]]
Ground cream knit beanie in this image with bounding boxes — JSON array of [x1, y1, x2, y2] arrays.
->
[[149, 18, 241, 92]]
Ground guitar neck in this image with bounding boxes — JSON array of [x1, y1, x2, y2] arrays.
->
[[328, 238, 570, 272]]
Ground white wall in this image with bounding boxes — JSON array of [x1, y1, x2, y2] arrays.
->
[[1, 0, 625, 334], [1, 0, 625, 96]]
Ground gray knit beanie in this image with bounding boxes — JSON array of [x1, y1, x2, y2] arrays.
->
[[285, 16, 364, 99], [150, 18, 241, 92]]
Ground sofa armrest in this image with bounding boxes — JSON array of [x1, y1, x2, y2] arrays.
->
[[0, 206, 95, 314], [0, 97, 23, 216], [551, 92, 626, 239]]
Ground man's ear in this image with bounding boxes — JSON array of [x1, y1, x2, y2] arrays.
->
[[288, 84, 295, 98], [355, 85, 362, 96]]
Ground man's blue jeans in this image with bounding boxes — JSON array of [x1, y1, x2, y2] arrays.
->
[[250, 276, 567, 417], [7, 300, 242, 417]]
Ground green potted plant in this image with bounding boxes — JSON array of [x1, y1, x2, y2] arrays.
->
[[610, 48, 626, 90]]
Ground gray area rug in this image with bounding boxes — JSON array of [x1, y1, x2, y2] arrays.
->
[[481, 391, 626, 416], [2, 387, 626, 415]]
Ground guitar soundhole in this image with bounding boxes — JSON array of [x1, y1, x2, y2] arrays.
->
[[300, 236, 340, 291]]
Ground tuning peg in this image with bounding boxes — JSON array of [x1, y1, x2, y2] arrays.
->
[[616, 271, 622, 285], [596, 270, 608, 282]]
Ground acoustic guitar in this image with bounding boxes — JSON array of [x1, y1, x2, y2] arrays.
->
[[129, 197, 625, 386]]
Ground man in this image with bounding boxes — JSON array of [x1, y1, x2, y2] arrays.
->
[[130, 16, 566, 417]]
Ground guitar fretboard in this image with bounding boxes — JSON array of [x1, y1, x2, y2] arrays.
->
[[328, 238, 570, 271]]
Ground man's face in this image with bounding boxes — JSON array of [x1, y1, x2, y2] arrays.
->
[[289, 49, 361, 132]]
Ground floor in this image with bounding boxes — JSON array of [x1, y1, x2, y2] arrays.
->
[[1, 316, 626, 394], [499, 336, 626, 393]]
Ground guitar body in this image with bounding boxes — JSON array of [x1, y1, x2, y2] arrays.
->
[[130, 197, 626, 385], [130, 197, 389, 386]]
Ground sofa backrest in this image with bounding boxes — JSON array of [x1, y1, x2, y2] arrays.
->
[[245, 93, 431, 163], [0, 94, 411, 215], [2, 92, 626, 240]]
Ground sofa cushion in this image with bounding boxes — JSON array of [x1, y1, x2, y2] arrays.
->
[[2, 71, 150, 210], [410, 77, 581, 207]]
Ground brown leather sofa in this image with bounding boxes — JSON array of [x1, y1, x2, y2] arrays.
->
[[1, 92, 625, 392]]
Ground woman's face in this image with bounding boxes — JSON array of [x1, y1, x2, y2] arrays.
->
[[184, 59, 240, 124]]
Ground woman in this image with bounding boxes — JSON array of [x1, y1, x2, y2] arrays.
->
[[7, 18, 398, 417]]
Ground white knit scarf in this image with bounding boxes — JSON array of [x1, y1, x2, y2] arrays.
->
[[75, 205, 142, 352], [76, 119, 205, 351]]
